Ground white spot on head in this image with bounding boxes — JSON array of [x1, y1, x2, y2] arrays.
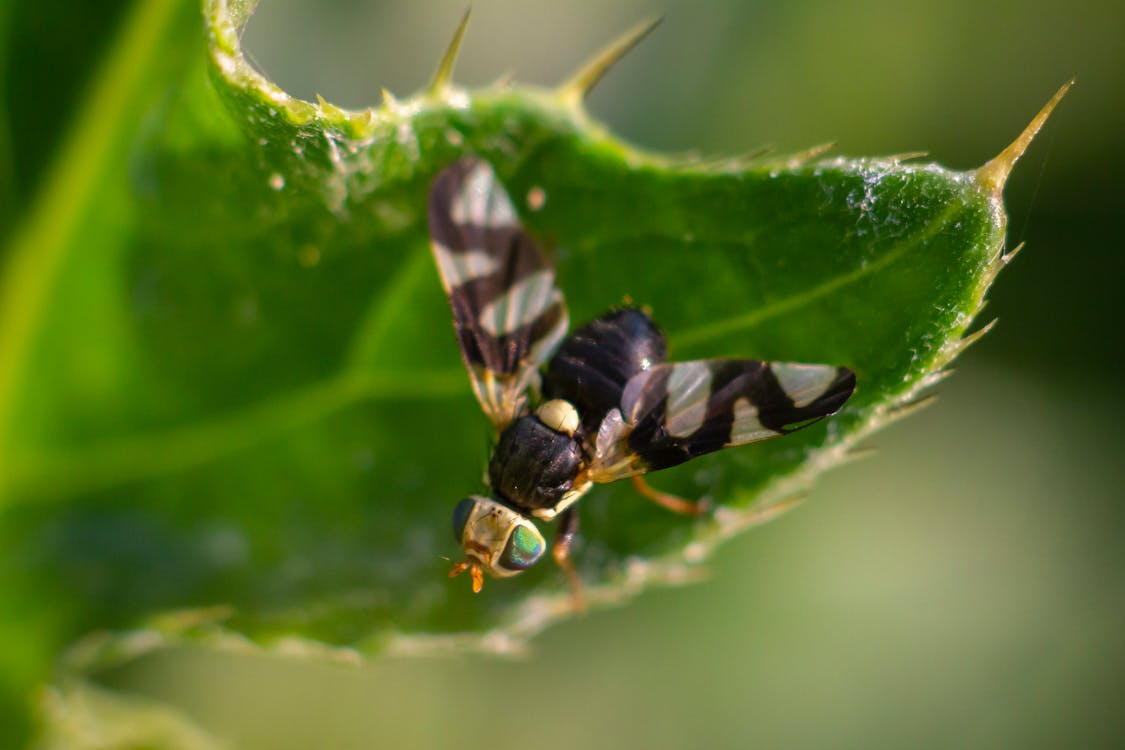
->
[[450, 161, 518, 227], [537, 399, 580, 436], [461, 496, 543, 578], [268, 173, 285, 190], [527, 186, 546, 211]]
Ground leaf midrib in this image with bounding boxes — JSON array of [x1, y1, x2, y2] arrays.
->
[[671, 197, 969, 349], [7, 193, 966, 502], [6, 369, 466, 501]]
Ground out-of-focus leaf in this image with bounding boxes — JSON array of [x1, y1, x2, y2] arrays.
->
[[34, 679, 226, 750], [0, 0, 134, 245]]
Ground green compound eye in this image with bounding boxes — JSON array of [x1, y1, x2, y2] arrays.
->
[[451, 497, 476, 542], [498, 524, 545, 572]]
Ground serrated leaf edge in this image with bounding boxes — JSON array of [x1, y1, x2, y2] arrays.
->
[[53, 2, 1073, 675]]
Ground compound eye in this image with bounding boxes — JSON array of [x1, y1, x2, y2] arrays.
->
[[497, 523, 546, 573], [451, 497, 477, 543]]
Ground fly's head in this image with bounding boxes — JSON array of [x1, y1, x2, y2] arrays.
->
[[449, 495, 547, 592]]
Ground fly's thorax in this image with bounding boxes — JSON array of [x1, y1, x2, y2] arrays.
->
[[488, 401, 585, 510], [451, 495, 546, 577]]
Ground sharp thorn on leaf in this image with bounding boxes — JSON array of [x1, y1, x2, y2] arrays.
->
[[429, 8, 472, 96], [976, 78, 1074, 196], [558, 16, 663, 106]]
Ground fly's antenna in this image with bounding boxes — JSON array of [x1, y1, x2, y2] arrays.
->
[[449, 559, 485, 592]]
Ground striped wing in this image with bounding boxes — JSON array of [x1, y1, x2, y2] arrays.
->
[[589, 359, 856, 482], [428, 157, 569, 429]]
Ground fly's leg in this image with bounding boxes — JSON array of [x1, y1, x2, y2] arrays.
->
[[631, 475, 712, 516], [553, 508, 585, 613]]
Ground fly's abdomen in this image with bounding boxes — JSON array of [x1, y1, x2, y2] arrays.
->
[[544, 307, 667, 434]]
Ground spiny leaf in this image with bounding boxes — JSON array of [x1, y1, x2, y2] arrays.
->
[[0, 0, 1068, 741]]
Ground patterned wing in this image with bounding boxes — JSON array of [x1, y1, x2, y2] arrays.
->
[[428, 157, 569, 429], [588, 359, 856, 482]]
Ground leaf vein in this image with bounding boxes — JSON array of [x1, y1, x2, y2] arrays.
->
[[672, 200, 967, 349]]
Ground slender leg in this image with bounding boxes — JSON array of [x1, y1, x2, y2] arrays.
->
[[631, 475, 711, 516], [553, 508, 586, 613]]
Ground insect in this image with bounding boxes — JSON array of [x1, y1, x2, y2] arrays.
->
[[428, 157, 856, 598]]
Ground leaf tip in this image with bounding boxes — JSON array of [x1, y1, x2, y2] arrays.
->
[[975, 78, 1074, 196], [556, 15, 663, 107], [953, 318, 999, 356], [428, 7, 472, 96], [1001, 240, 1026, 265]]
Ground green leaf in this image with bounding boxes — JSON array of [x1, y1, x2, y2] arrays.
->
[[0, 0, 1067, 741], [0, 0, 134, 245], [35, 678, 225, 750]]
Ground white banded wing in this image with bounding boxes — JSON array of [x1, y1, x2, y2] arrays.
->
[[589, 359, 856, 481], [428, 157, 569, 429]]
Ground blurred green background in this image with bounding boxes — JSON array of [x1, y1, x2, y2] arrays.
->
[[5, 0, 1124, 747]]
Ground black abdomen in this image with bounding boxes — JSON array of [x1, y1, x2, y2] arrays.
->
[[489, 415, 584, 510], [544, 307, 667, 433]]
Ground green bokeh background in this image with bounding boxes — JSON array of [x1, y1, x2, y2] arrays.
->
[[6, 0, 1124, 747]]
